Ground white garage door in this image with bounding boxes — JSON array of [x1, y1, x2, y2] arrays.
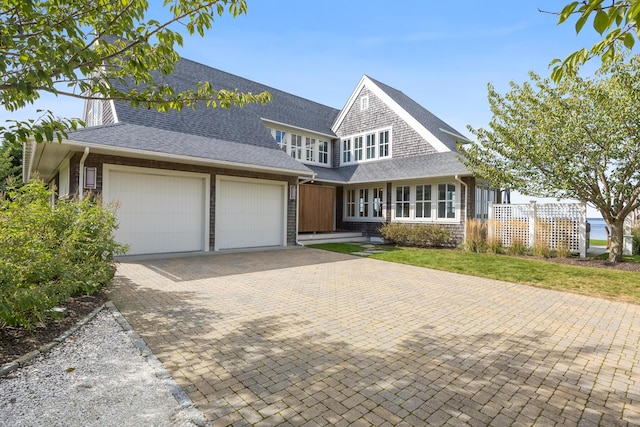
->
[[104, 166, 209, 255], [215, 176, 286, 250]]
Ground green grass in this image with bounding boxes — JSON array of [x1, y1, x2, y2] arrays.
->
[[309, 244, 640, 304], [590, 239, 608, 246]]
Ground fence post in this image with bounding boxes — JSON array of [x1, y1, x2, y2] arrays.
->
[[579, 203, 587, 259], [529, 201, 537, 249], [488, 202, 494, 242]]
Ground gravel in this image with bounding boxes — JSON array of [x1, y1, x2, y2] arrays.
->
[[0, 304, 207, 427]]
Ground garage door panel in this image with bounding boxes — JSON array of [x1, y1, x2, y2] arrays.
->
[[216, 178, 285, 250], [106, 168, 207, 255]]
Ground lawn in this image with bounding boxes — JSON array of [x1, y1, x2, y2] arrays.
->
[[308, 243, 640, 304]]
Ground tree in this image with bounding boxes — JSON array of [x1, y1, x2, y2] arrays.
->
[[461, 53, 640, 263], [0, 142, 22, 192], [548, 0, 640, 81], [0, 0, 271, 146]]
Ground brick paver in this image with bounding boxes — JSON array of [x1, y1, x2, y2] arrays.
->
[[110, 248, 640, 426]]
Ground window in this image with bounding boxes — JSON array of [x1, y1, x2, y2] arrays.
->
[[305, 137, 316, 162], [358, 189, 369, 217], [416, 184, 432, 218], [341, 128, 391, 164], [346, 189, 356, 217], [342, 139, 352, 163], [438, 183, 456, 219], [366, 133, 376, 159], [291, 134, 302, 159], [395, 186, 410, 218], [379, 130, 390, 158], [344, 187, 385, 220], [275, 130, 287, 150], [354, 136, 363, 161], [360, 95, 369, 111], [318, 140, 329, 164], [476, 185, 497, 220], [373, 187, 384, 218]]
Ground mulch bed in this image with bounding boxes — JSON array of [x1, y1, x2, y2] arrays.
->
[[0, 291, 109, 366]]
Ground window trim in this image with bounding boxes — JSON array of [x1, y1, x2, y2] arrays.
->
[[391, 181, 460, 223], [340, 126, 392, 165], [343, 185, 386, 222]]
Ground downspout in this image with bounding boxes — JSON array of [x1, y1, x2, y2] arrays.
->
[[78, 147, 90, 200], [296, 173, 316, 246], [455, 175, 468, 245]]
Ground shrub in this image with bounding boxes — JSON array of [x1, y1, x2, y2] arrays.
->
[[379, 223, 454, 248], [633, 226, 640, 256], [507, 237, 528, 256], [0, 179, 126, 329], [464, 219, 488, 253]]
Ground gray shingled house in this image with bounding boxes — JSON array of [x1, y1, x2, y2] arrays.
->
[[23, 57, 499, 255]]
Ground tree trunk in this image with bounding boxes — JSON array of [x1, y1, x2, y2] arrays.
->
[[608, 219, 625, 264]]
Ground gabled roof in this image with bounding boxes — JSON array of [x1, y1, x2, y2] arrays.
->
[[112, 59, 340, 148], [307, 152, 470, 184], [331, 76, 470, 153]]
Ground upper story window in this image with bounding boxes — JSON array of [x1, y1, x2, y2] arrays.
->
[[354, 136, 363, 161], [342, 139, 352, 163], [269, 128, 331, 166], [360, 95, 369, 111], [291, 133, 302, 159], [86, 99, 103, 127], [318, 140, 329, 164], [341, 127, 392, 165]]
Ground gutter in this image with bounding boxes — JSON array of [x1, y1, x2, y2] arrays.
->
[[295, 173, 317, 246], [454, 174, 468, 244], [78, 147, 89, 200]]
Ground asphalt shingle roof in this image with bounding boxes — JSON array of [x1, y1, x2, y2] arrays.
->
[[68, 123, 312, 174], [113, 59, 340, 148], [367, 76, 468, 152], [307, 152, 469, 184]]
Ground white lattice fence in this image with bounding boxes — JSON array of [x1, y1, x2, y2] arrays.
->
[[489, 202, 587, 258]]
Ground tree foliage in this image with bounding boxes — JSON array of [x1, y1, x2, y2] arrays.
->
[[0, 0, 272, 145], [0, 141, 22, 191], [549, 0, 640, 81], [461, 53, 640, 263]]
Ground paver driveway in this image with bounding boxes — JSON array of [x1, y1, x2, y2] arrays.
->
[[110, 248, 640, 426]]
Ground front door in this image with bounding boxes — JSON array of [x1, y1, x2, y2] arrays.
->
[[299, 184, 335, 232]]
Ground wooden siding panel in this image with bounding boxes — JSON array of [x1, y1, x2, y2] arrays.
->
[[299, 185, 335, 232]]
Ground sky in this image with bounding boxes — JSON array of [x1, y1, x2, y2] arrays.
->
[[3, 0, 610, 215]]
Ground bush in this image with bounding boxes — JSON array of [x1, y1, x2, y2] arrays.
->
[[0, 178, 126, 329], [379, 223, 454, 248]]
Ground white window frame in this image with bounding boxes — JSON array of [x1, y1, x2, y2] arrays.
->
[[341, 127, 392, 165], [318, 140, 329, 164], [415, 184, 432, 219], [344, 186, 386, 222], [437, 183, 457, 219], [290, 133, 302, 159], [475, 184, 497, 220], [360, 95, 369, 111], [305, 137, 316, 162], [391, 181, 460, 223]]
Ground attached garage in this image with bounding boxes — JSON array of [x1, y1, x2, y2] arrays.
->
[[215, 176, 287, 250], [103, 165, 210, 255]]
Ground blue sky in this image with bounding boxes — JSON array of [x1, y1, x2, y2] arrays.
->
[[3, 1, 608, 214]]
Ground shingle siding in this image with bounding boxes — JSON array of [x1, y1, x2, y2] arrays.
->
[[335, 86, 438, 160]]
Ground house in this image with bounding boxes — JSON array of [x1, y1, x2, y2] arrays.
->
[[23, 57, 498, 255]]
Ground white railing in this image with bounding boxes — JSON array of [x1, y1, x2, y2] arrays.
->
[[489, 202, 587, 258]]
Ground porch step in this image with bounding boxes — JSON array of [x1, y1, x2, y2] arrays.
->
[[298, 232, 368, 245]]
